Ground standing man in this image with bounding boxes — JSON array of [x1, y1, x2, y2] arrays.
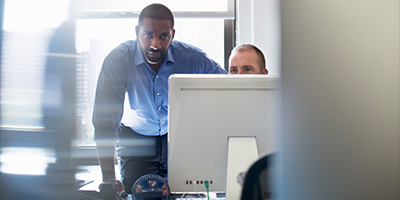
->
[[228, 44, 269, 74], [92, 3, 227, 195]]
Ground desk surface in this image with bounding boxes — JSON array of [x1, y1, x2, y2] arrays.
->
[[76, 165, 104, 192], [76, 165, 225, 200]]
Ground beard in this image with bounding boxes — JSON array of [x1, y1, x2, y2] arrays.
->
[[144, 48, 166, 65]]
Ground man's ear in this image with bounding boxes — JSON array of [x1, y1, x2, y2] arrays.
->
[[263, 68, 269, 75], [171, 29, 176, 40]]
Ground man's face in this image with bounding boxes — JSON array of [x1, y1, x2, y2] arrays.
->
[[136, 18, 175, 66], [229, 50, 267, 74]]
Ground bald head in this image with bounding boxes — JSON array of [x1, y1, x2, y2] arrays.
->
[[228, 44, 268, 75]]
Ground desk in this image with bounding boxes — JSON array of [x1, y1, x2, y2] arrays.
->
[[76, 165, 128, 199], [76, 165, 225, 200], [77, 165, 108, 192]]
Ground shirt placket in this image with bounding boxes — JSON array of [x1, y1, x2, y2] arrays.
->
[[154, 74, 166, 135]]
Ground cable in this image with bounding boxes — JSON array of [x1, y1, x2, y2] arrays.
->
[[205, 181, 210, 200]]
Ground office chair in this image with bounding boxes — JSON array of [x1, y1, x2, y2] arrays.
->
[[240, 153, 277, 200]]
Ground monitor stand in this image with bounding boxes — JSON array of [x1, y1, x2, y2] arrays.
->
[[226, 137, 259, 200]]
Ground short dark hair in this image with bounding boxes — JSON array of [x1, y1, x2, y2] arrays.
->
[[138, 3, 174, 29], [230, 44, 266, 70]]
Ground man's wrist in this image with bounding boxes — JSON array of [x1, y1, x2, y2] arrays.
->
[[102, 174, 116, 182]]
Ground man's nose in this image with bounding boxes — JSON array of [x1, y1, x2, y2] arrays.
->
[[237, 69, 245, 74], [150, 38, 161, 50]]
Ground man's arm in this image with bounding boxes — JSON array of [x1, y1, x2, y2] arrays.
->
[[96, 142, 117, 181], [96, 142, 125, 195], [92, 49, 128, 193]]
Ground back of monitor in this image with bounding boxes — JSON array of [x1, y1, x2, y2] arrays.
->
[[168, 74, 280, 194]]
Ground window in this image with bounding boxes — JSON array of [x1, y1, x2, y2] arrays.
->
[[74, 1, 235, 145], [0, 0, 70, 175], [0, 1, 235, 167], [0, 1, 237, 195]]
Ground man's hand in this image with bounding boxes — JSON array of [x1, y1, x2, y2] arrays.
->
[[99, 179, 128, 199], [96, 142, 127, 197], [105, 179, 126, 195]]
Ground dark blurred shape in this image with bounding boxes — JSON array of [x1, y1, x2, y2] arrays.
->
[[1, 18, 78, 199], [240, 153, 277, 200], [42, 19, 78, 199]]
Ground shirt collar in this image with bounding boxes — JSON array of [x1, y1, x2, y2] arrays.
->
[[165, 44, 175, 64]]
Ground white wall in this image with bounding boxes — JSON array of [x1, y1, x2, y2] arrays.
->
[[236, 0, 281, 77], [280, 0, 399, 199]]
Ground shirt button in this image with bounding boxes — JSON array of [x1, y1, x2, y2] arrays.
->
[[156, 75, 159, 79], [157, 92, 160, 96], [158, 107, 161, 110], [161, 121, 164, 124]]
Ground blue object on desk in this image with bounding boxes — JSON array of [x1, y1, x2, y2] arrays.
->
[[132, 174, 170, 200]]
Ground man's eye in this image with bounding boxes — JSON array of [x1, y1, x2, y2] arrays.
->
[[245, 68, 254, 71], [160, 34, 171, 40], [230, 68, 237, 72], [143, 33, 153, 38]]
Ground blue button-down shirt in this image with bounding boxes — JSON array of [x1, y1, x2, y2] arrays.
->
[[92, 40, 227, 140]]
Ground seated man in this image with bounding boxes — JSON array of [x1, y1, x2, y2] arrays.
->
[[228, 44, 269, 74]]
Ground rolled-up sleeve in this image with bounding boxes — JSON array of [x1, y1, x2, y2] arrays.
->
[[92, 48, 128, 141]]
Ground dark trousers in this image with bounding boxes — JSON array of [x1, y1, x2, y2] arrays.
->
[[116, 124, 168, 194]]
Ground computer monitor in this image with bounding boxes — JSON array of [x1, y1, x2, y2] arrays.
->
[[168, 74, 280, 198]]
